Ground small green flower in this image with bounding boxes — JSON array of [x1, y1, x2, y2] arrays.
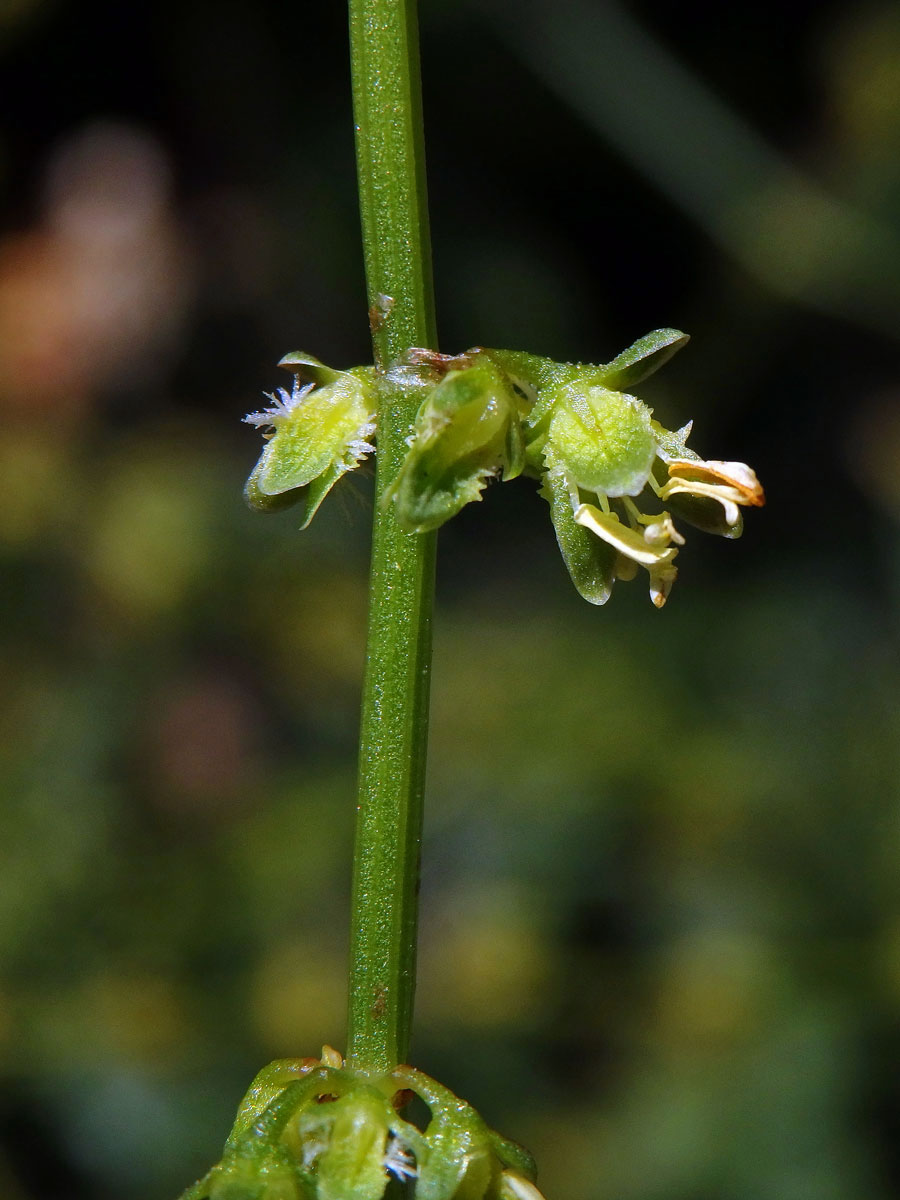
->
[[387, 352, 525, 533], [244, 353, 376, 529], [486, 330, 765, 608], [304, 1090, 395, 1200]]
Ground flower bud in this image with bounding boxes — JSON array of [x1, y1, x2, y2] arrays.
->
[[389, 358, 525, 533], [313, 1090, 394, 1200]]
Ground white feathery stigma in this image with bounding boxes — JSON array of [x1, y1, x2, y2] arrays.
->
[[384, 1138, 417, 1182], [243, 378, 314, 428]]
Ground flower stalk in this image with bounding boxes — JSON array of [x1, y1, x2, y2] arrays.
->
[[346, 0, 439, 1075]]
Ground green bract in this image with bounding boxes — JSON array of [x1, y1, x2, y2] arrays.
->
[[243, 356, 376, 530], [387, 358, 525, 533], [179, 1050, 544, 1200]]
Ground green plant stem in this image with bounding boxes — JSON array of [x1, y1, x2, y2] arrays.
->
[[346, 0, 438, 1074]]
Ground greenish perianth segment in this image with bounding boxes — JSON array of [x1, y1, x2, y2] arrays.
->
[[346, 0, 439, 1074]]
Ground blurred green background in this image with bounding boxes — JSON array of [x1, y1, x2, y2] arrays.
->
[[2, 0, 899, 1197]]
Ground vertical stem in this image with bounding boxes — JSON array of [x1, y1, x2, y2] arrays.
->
[[347, 0, 438, 1073]]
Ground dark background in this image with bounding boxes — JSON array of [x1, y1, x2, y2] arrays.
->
[[2, 0, 899, 1197]]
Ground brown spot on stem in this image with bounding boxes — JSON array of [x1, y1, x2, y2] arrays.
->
[[368, 292, 395, 334]]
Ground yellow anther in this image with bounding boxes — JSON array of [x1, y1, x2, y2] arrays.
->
[[320, 1045, 344, 1069]]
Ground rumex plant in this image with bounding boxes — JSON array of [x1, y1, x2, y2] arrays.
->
[[178, 0, 763, 1198]]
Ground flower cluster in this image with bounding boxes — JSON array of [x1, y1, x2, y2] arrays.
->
[[244, 331, 764, 607], [179, 1048, 544, 1200]]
